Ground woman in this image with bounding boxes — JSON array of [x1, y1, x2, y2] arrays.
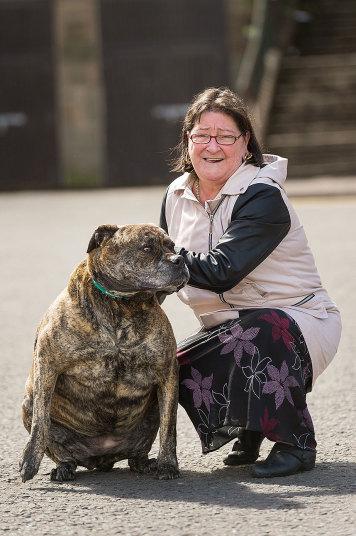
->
[[159, 87, 341, 478]]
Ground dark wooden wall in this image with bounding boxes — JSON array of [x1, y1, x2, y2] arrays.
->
[[0, 0, 59, 190], [0, 0, 230, 189], [99, 0, 229, 186]]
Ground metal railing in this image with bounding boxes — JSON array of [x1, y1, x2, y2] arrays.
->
[[235, 0, 297, 140]]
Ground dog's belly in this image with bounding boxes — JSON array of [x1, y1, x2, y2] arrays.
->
[[49, 425, 157, 461], [51, 358, 158, 437]]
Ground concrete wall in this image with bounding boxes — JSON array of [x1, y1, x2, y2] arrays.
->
[[54, 0, 106, 187]]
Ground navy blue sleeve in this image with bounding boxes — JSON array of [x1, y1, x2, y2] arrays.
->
[[178, 184, 291, 293]]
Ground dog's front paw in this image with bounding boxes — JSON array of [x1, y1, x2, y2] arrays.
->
[[19, 454, 41, 482], [19, 442, 44, 482], [156, 463, 180, 480]]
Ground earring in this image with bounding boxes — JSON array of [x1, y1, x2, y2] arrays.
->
[[244, 152, 253, 162]]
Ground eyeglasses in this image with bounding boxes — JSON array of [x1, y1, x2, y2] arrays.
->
[[189, 133, 243, 146]]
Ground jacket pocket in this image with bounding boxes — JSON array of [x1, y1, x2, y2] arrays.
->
[[223, 281, 268, 306]]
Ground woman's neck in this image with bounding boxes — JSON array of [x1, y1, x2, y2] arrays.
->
[[193, 176, 226, 204], [192, 164, 243, 204]]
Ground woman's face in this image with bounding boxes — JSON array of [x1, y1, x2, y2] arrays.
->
[[188, 111, 250, 186]]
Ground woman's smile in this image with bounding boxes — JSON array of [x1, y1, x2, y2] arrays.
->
[[203, 157, 224, 163], [188, 111, 249, 189]]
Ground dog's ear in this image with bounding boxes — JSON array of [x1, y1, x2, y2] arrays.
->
[[87, 224, 119, 253]]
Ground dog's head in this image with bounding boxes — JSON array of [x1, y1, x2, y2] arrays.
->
[[86, 224, 189, 296]]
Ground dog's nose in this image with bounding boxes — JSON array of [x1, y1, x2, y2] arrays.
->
[[169, 254, 184, 266]]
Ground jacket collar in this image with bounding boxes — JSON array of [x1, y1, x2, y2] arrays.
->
[[218, 163, 261, 196], [173, 163, 260, 202]]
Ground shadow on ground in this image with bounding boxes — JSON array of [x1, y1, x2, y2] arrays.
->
[[30, 461, 355, 511]]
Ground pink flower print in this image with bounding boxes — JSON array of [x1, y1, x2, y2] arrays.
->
[[262, 361, 300, 409], [219, 324, 260, 365], [259, 407, 280, 442], [259, 311, 294, 349], [181, 367, 213, 411]]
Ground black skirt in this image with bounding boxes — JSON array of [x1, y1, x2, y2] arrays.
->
[[178, 308, 316, 454]]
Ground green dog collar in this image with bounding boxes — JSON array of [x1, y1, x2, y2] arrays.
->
[[92, 278, 130, 301]]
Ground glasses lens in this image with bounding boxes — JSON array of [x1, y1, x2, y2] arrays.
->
[[191, 134, 239, 145], [216, 135, 236, 145], [191, 134, 210, 144]]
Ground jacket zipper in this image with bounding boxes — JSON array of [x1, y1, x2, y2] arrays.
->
[[218, 292, 235, 307], [292, 293, 315, 306], [205, 195, 315, 311], [205, 196, 235, 309], [208, 213, 214, 250], [207, 197, 225, 250]]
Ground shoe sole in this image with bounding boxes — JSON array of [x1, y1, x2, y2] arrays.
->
[[223, 456, 259, 467], [251, 463, 315, 478]]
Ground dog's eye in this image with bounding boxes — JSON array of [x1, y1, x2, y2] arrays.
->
[[142, 245, 152, 253]]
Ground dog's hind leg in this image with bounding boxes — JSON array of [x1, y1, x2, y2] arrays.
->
[[45, 422, 102, 481], [50, 462, 77, 482], [128, 456, 158, 474], [94, 454, 120, 472], [45, 439, 78, 482]]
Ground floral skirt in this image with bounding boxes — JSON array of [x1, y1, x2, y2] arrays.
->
[[177, 308, 316, 454]]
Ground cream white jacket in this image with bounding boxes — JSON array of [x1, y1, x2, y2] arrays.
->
[[161, 155, 341, 382]]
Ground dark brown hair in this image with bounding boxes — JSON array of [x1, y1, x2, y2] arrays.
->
[[171, 87, 263, 172]]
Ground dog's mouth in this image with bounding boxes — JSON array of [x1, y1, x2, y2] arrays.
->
[[92, 267, 188, 298], [157, 264, 189, 293], [158, 282, 185, 293]]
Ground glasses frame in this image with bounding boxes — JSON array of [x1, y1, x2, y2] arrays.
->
[[189, 132, 243, 146]]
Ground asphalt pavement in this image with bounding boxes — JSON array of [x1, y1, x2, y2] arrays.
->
[[0, 183, 355, 536]]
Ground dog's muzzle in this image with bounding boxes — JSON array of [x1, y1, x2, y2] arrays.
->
[[167, 254, 185, 267]]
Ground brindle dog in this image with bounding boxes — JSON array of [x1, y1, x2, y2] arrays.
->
[[19, 224, 189, 482]]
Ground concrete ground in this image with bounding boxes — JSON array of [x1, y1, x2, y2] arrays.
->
[[0, 184, 355, 535]]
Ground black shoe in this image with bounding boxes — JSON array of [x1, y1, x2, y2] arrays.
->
[[223, 430, 264, 466], [251, 443, 316, 478]]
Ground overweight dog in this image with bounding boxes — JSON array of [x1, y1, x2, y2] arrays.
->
[[19, 224, 189, 482]]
